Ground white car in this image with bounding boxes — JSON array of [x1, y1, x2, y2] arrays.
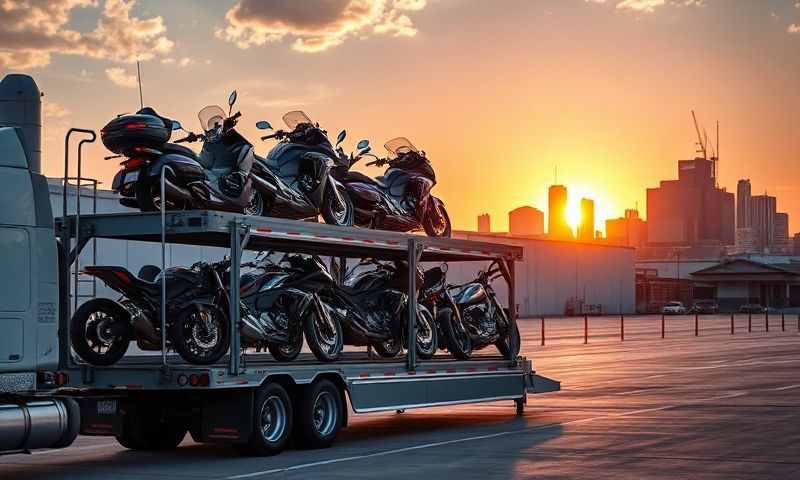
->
[[661, 301, 687, 315]]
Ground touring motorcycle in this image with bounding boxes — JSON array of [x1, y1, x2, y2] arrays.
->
[[447, 259, 520, 359], [235, 252, 343, 362], [103, 91, 261, 215], [250, 111, 354, 226], [332, 136, 451, 237], [70, 261, 232, 366], [419, 263, 473, 360], [323, 258, 438, 359]]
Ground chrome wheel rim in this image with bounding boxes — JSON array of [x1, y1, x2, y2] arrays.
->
[[244, 190, 263, 216], [312, 391, 337, 436], [260, 395, 287, 443], [416, 309, 434, 352], [313, 310, 339, 354]]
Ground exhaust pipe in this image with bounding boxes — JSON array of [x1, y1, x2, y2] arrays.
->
[[0, 397, 79, 453]]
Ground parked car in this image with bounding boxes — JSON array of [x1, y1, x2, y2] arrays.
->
[[661, 301, 687, 315], [738, 303, 766, 314], [690, 299, 719, 314]]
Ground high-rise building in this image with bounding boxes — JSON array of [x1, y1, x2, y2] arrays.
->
[[750, 194, 776, 253], [508, 206, 544, 236], [477, 213, 491, 233], [578, 198, 595, 242], [793, 233, 800, 256], [606, 208, 647, 247], [548, 184, 572, 240], [646, 158, 735, 246], [774, 212, 790, 254], [737, 179, 751, 228]]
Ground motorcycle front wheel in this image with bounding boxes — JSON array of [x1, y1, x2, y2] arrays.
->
[[321, 183, 354, 227], [415, 305, 438, 360], [70, 298, 132, 366], [373, 337, 402, 358], [439, 308, 473, 360], [303, 304, 343, 362], [423, 202, 452, 237], [496, 308, 521, 360], [172, 305, 230, 365], [267, 330, 303, 362], [244, 189, 266, 216]]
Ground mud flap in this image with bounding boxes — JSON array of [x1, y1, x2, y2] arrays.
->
[[194, 390, 254, 443]]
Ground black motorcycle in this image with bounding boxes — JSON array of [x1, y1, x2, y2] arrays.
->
[[332, 137, 451, 237], [236, 252, 343, 362], [447, 259, 520, 360], [103, 91, 261, 215], [323, 258, 437, 359], [250, 111, 354, 226], [70, 261, 232, 366], [419, 264, 473, 360]]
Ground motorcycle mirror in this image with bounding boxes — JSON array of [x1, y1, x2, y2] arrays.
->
[[255, 120, 272, 130], [171, 120, 182, 131], [440, 262, 449, 273], [358, 146, 371, 156], [336, 130, 347, 146], [357, 139, 370, 150], [228, 90, 238, 112]]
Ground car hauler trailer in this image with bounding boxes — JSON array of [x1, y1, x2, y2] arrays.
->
[[0, 73, 558, 456]]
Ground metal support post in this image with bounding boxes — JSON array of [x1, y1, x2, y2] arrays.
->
[[766, 311, 769, 332], [620, 314, 624, 342], [160, 167, 169, 367], [781, 312, 785, 332], [406, 239, 421, 372], [730, 313, 734, 335], [694, 313, 699, 337], [748, 312, 752, 333], [506, 257, 517, 359], [540, 317, 545, 346], [584, 315, 588, 344], [229, 220, 243, 376], [661, 314, 665, 339]]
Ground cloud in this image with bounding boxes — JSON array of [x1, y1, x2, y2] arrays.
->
[[790, 24, 800, 33], [105, 67, 138, 88], [616, 0, 666, 12], [0, 0, 174, 69], [43, 101, 70, 119], [216, 0, 426, 53]]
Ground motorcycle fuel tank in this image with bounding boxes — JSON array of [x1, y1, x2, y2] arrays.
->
[[453, 283, 487, 306]]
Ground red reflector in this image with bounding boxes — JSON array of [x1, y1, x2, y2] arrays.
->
[[55, 372, 69, 386], [121, 157, 147, 169], [189, 374, 199, 386], [124, 122, 148, 130]]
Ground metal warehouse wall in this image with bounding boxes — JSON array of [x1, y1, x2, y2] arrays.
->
[[448, 232, 636, 316]]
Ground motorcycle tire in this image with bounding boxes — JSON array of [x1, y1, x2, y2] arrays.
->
[[423, 203, 452, 238], [496, 308, 521, 360], [303, 305, 343, 362], [267, 332, 303, 362], [439, 308, 473, 360], [172, 305, 230, 365], [70, 298, 132, 366], [374, 337, 402, 358], [244, 189, 266, 216], [321, 183, 354, 227], [134, 178, 158, 212], [415, 305, 438, 360]]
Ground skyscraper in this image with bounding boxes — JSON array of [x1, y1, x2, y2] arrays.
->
[[750, 194, 776, 253], [774, 212, 789, 254], [737, 179, 751, 228], [508, 206, 544, 236], [606, 209, 648, 247], [477, 213, 491, 233], [548, 184, 572, 240], [578, 198, 594, 242]]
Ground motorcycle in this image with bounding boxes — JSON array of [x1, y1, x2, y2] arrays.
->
[[70, 260, 232, 366], [419, 264, 473, 360], [447, 259, 520, 360], [250, 111, 354, 226], [236, 252, 343, 362], [322, 258, 437, 359], [331, 136, 451, 237], [103, 91, 262, 215]]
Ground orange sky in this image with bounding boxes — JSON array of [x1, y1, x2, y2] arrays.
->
[[3, 0, 798, 234]]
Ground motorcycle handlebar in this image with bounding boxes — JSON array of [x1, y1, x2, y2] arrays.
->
[[261, 130, 286, 141]]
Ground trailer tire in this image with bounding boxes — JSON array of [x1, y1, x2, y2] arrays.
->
[[116, 412, 187, 451], [294, 379, 342, 449], [235, 383, 293, 456]]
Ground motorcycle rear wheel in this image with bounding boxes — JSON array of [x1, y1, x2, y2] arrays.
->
[[267, 332, 303, 362], [70, 298, 132, 366], [496, 309, 521, 360], [440, 308, 473, 360], [134, 179, 157, 212], [321, 183, 354, 227], [374, 337, 402, 358], [172, 305, 230, 365]]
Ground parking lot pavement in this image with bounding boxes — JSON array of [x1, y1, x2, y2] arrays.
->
[[2, 317, 798, 479]]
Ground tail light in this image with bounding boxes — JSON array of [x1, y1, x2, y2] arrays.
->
[[123, 121, 148, 130], [121, 157, 147, 169]]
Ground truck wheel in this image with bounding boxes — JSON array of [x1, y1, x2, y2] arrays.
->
[[294, 379, 343, 449], [116, 413, 187, 450], [236, 383, 293, 456], [70, 298, 132, 366]]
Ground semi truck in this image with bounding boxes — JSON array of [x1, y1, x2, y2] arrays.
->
[[0, 74, 558, 456]]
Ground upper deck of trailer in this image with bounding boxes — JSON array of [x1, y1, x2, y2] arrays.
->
[[56, 210, 523, 262]]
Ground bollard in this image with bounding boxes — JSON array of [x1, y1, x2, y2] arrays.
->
[[620, 314, 624, 342], [661, 314, 665, 339], [766, 311, 769, 332], [748, 312, 752, 333], [797, 314, 799, 333], [694, 313, 699, 337], [730, 313, 734, 335], [541, 316, 545, 346], [584, 314, 588, 344], [782, 312, 785, 332]]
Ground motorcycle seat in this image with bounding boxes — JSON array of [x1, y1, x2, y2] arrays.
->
[[161, 143, 198, 160], [346, 171, 387, 189]]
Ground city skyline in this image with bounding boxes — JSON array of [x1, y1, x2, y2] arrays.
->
[[0, 1, 797, 233]]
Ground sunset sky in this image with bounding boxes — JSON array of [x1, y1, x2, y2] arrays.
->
[[2, 0, 798, 233]]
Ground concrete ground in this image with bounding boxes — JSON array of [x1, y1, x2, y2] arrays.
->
[[2, 315, 798, 479]]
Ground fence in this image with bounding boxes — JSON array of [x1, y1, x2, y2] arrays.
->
[[531, 312, 800, 346]]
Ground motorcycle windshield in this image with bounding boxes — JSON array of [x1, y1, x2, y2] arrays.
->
[[198, 105, 226, 131], [384, 137, 418, 155], [283, 110, 313, 130]]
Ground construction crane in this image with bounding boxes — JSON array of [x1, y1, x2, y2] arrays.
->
[[691, 110, 720, 187]]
